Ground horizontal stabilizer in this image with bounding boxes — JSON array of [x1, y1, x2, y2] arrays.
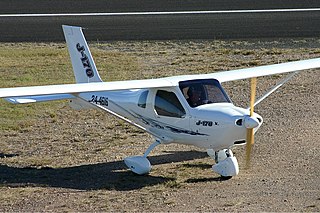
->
[[5, 94, 75, 104]]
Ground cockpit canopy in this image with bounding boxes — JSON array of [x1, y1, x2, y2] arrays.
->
[[179, 79, 231, 108]]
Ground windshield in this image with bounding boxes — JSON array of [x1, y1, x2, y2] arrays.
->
[[179, 79, 231, 108]]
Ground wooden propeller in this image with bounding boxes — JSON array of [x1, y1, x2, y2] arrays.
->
[[246, 77, 257, 169]]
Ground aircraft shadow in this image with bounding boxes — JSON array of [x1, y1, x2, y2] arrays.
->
[[185, 176, 232, 183], [0, 150, 208, 191], [0, 153, 19, 158]]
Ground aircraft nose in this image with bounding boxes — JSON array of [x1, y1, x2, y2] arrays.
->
[[244, 116, 260, 129]]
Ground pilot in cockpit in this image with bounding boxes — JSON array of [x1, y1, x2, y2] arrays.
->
[[180, 79, 231, 108], [186, 85, 206, 107]]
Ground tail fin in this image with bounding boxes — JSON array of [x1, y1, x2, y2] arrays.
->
[[62, 25, 102, 83]]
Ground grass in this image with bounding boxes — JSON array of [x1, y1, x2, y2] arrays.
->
[[0, 43, 70, 130]]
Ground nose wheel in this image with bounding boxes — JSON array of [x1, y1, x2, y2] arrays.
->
[[207, 149, 239, 177]]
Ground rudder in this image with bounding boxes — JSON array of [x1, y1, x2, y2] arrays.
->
[[62, 25, 102, 83]]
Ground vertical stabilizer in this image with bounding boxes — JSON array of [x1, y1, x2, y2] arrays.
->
[[62, 25, 102, 83]]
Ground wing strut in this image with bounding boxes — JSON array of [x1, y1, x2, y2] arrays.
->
[[247, 72, 298, 109]]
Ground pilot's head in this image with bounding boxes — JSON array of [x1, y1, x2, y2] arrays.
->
[[187, 85, 204, 107], [187, 85, 202, 98]]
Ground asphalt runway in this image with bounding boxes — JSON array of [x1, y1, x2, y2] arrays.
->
[[0, 0, 320, 41]]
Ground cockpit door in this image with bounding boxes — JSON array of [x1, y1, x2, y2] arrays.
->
[[151, 89, 192, 141]]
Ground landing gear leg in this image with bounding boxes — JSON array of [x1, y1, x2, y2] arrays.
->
[[207, 149, 239, 177], [124, 140, 161, 175]]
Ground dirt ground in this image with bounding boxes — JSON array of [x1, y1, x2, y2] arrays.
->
[[0, 39, 319, 212]]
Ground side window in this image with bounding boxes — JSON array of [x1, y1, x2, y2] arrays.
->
[[138, 90, 149, 108], [154, 90, 186, 118]]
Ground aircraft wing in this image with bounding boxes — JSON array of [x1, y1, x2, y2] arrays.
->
[[0, 78, 175, 99], [206, 57, 320, 83], [0, 57, 319, 100]]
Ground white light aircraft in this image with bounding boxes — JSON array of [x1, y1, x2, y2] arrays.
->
[[0, 25, 319, 177]]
